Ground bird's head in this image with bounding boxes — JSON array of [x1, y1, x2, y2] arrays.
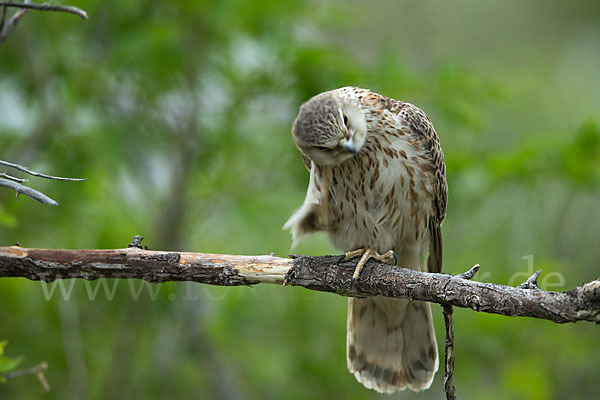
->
[[291, 90, 367, 166]]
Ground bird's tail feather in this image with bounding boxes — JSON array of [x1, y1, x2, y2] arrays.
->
[[347, 296, 438, 393]]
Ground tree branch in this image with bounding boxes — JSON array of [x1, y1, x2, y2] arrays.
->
[[0, 2, 87, 19], [0, 245, 598, 324], [0, 160, 86, 205], [0, 172, 28, 183], [0, 178, 58, 205], [0, 0, 28, 44], [442, 305, 456, 400], [0, 160, 86, 181], [0, 1, 86, 44]]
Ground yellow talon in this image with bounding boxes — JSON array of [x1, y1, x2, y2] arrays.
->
[[344, 248, 397, 288]]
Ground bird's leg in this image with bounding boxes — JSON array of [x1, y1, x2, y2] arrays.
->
[[342, 248, 397, 288], [350, 249, 373, 289]]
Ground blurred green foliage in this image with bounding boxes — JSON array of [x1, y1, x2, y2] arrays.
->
[[1, 0, 599, 399]]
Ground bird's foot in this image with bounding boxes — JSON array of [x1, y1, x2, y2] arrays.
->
[[341, 248, 397, 289]]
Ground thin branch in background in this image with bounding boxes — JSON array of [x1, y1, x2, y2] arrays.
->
[[0, 2, 87, 19], [1, 362, 50, 392], [0, 0, 28, 44], [442, 305, 456, 400], [0, 178, 58, 205], [0, 4, 7, 32], [0, 172, 28, 183], [0, 160, 86, 181], [441, 265, 481, 400], [0, 160, 86, 206], [0, 0, 86, 44], [442, 263, 481, 399]]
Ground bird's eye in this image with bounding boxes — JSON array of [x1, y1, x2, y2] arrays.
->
[[315, 146, 329, 151], [342, 115, 349, 127]]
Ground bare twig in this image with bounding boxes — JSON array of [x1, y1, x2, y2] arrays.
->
[[0, 160, 86, 205], [0, 0, 28, 44], [0, 2, 87, 19], [518, 269, 542, 289], [0, 172, 28, 183], [457, 264, 480, 280], [0, 178, 58, 205], [0, 160, 86, 181], [2, 361, 46, 378], [0, 245, 599, 324], [1, 361, 50, 392], [128, 235, 144, 249], [442, 264, 479, 399], [0, 5, 7, 32], [37, 367, 50, 392], [442, 305, 456, 400]]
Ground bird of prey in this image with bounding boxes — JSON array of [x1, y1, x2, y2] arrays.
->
[[284, 87, 447, 393]]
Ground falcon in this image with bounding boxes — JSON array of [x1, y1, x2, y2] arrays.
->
[[284, 87, 447, 393]]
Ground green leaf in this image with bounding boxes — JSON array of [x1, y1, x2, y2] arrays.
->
[[0, 341, 25, 377]]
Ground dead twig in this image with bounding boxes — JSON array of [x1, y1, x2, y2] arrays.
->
[[0, 5, 7, 32], [457, 264, 480, 280], [0, 160, 86, 206], [0, 0, 86, 44], [442, 265, 479, 399], [518, 269, 542, 290], [0, 178, 58, 205], [0, 2, 87, 19], [0, 172, 28, 183], [1, 362, 50, 392], [0, 0, 29, 44], [442, 305, 456, 400], [0, 160, 86, 182]]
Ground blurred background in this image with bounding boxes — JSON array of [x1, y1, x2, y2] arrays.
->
[[1, 0, 599, 399]]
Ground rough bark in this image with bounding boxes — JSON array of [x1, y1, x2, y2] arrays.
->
[[0, 245, 598, 324]]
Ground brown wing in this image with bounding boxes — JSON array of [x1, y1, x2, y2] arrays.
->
[[401, 104, 447, 222], [301, 154, 312, 171], [401, 103, 447, 273]]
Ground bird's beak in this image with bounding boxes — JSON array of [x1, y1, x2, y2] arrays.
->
[[341, 138, 358, 154]]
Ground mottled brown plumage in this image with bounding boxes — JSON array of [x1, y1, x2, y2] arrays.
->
[[284, 87, 447, 393]]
